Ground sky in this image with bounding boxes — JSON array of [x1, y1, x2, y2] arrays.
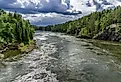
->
[[0, 0, 82, 26], [0, 0, 121, 26]]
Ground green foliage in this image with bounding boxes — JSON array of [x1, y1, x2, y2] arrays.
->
[[45, 6, 121, 38], [0, 9, 35, 44], [19, 40, 35, 53]]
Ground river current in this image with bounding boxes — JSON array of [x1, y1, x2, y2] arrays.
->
[[0, 31, 121, 82]]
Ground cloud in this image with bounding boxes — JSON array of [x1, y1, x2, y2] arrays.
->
[[12, 0, 67, 11], [0, 0, 83, 25], [0, 0, 82, 15], [22, 12, 82, 26], [0, 0, 121, 13], [0, 0, 121, 25]]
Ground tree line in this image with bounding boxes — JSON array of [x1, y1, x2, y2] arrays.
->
[[0, 9, 35, 44], [44, 6, 121, 38]]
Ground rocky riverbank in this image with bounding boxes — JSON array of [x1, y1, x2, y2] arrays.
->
[[76, 24, 121, 42], [0, 40, 36, 59], [93, 24, 121, 42], [0, 32, 59, 82]]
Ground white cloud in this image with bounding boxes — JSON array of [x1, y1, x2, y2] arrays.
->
[[22, 13, 82, 26], [0, 0, 83, 14], [1, 0, 121, 25], [8, 0, 69, 12], [1, 0, 121, 13]]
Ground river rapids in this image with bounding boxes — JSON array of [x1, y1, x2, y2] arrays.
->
[[0, 31, 121, 82]]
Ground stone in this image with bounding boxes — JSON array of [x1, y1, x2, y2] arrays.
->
[[0, 54, 4, 58], [33, 73, 48, 80], [93, 26, 121, 42]]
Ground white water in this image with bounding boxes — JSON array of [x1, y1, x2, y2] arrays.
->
[[0, 31, 121, 82]]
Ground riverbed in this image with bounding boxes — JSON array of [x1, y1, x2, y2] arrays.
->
[[0, 31, 121, 82]]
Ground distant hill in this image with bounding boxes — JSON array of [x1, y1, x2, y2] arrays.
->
[[45, 6, 121, 42]]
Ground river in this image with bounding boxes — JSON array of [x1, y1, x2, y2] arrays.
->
[[0, 31, 121, 82]]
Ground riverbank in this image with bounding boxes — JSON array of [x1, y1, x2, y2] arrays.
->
[[88, 39, 121, 61], [0, 32, 59, 82], [0, 40, 36, 59]]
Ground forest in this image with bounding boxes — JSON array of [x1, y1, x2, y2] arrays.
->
[[0, 9, 35, 55], [0, 9, 35, 44], [44, 6, 121, 41]]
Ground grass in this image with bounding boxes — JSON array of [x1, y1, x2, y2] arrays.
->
[[90, 40, 121, 61], [0, 40, 36, 59], [19, 40, 36, 53]]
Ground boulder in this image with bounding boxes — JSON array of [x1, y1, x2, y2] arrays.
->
[[0, 54, 4, 59], [93, 26, 121, 42], [76, 35, 91, 39]]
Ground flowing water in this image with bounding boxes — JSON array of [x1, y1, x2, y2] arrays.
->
[[0, 31, 121, 82]]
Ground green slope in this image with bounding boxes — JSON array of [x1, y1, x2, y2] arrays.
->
[[45, 6, 121, 42]]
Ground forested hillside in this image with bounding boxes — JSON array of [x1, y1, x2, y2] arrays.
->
[[0, 9, 35, 44], [45, 6, 121, 41]]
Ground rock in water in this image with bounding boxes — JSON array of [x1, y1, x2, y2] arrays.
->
[[0, 54, 4, 59]]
